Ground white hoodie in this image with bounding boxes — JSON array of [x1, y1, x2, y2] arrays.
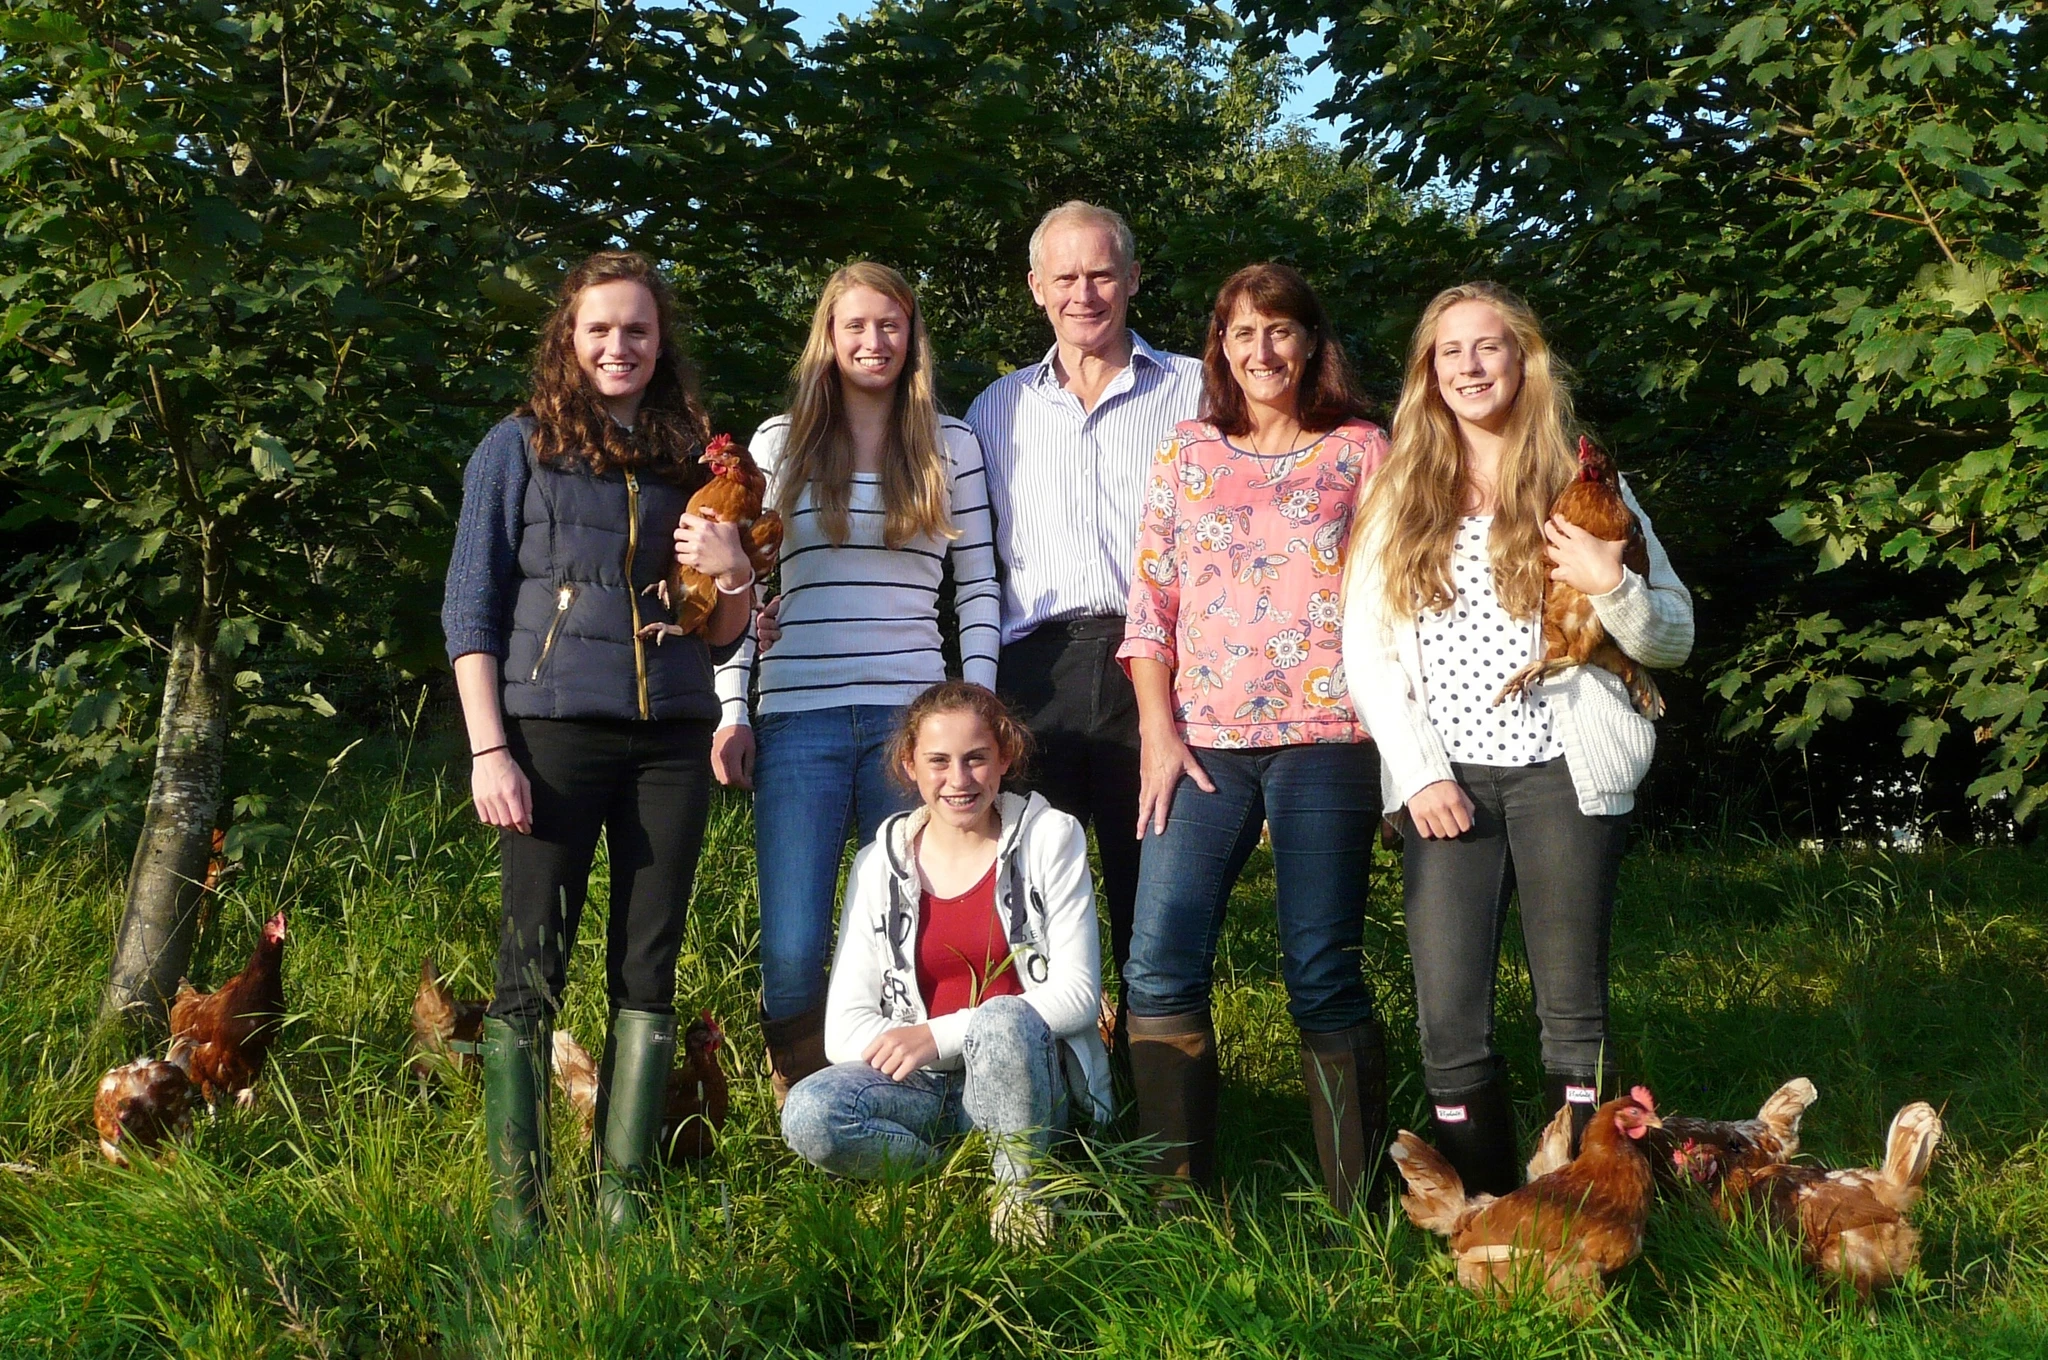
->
[[1342, 477, 1695, 817], [822, 790, 1114, 1125]]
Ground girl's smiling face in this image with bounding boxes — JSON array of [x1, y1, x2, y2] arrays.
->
[[1432, 299, 1522, 435], [572, 278, 661, 418], [904, 709, 1011, 833], [832, 285, 909, 395]]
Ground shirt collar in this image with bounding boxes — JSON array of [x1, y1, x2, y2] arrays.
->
[[1029, 330, 1167, 389]]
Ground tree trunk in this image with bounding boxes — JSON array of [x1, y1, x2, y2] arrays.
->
[[102, 607, 228, 1029]]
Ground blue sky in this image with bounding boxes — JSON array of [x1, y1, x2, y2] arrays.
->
[[771, 2, 1344, 141]]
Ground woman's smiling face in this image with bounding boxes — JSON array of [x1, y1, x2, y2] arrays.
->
[[1222, 301, 1315, 417], [904, 709, 1011, 833], [1432, 299, 1522, 435]]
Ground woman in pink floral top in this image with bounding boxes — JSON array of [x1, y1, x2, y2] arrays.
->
[[1116, 263, 1392, 1215]]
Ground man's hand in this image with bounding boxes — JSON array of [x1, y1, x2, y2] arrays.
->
[[863, 1024, 938, 1081]]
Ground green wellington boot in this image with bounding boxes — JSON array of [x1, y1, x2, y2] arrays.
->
[[481, 1016, 551, 1248], [594, 1007, 678, 1231]]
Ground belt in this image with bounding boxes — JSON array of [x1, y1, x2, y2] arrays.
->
[[1014, 615, 1126, 644]]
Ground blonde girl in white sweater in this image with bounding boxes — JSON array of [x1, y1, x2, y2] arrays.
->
[[1341, 282, 1692, 1197]]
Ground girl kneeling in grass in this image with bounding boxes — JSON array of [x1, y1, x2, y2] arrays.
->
[[781, 682, 1112, 1245]]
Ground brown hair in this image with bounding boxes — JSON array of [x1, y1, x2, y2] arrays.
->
[[520, 250, 712, 488], [774, 262, 957, 549], [1354, 281, 1580, 622], [1202, 263, 1371, 437], [889, 681, 1032, 790]]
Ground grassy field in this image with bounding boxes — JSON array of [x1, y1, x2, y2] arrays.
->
[[1, 749, 2045, 1359]]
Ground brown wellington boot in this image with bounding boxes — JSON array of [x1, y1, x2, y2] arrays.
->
[[1127, 1010, 1219, 1209], [1300, 1018, 1390, 1216], [760, 1001, 829, 1111]]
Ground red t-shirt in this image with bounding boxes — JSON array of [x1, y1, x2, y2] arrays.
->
[[915, 861, 1026, 1020]]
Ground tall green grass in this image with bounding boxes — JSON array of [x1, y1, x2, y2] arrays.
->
[[0, 752, 2044, 1357]]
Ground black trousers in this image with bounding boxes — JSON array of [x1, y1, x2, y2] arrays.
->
[[996, 617, 1142, 986], [488, 716, 714, 1025], [1402, 758, 1631, 1094]]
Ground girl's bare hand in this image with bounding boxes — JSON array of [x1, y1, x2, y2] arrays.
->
[[711, 724, 756, 790], [472, 750, 532, 835], [863, 1024, 938, 1081], [1543, 515, 1626, 595], [1407, 779, 1474, 840], [675, 508, 751, 587], [755, 594, 783, 654]]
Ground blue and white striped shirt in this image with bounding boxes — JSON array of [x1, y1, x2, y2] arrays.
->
[[713, 415, 1001, 726], [964, 333, 1206, 645]]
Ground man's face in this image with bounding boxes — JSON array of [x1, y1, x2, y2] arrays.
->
[[1028, 223, 1138, 354]]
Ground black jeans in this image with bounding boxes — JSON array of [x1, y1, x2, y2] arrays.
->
[[996, 617, 1142, 984], [488, 716, 714, 1025], [1402, 758, 1630, 1093]]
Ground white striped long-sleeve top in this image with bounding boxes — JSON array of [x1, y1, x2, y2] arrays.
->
[[713, 415, 1002, 727], [964, 333, 1206, 645]]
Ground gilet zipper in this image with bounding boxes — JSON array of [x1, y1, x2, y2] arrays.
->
[[625, 471, 649, 719], [529, 585, 576, 682]]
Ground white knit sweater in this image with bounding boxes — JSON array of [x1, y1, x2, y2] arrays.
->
[[1341, 478, 1694, 817]]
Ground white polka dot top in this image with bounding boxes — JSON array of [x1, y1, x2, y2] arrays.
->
[[1415, 517, 1566, 767]]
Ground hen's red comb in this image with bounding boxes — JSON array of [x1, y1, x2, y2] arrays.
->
[[1630, 1084, 1656, 1113], [705, 434, 735, 457]]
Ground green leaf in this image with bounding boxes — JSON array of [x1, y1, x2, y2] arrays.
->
[[68, 275, 145, 320], [1899, 715, 1948, 759], [1737, 357, 1789, 394]]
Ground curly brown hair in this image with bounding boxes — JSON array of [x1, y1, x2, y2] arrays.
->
[[888, 681, 1033, 791], [519, 250, 712, 488]]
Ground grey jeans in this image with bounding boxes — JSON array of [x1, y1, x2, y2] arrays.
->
[[781, 995, 1068, 1184], [1402, 758, 1631, 1093]]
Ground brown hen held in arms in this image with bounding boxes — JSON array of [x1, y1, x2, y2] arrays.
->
[[1390, 1088, 1664, 1316], [1495, 436, 1664, 719], [644, 435, 784, 640], [168, 909, 288, 1109]]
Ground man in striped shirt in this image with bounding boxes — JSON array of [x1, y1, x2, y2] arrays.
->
[[964, 200, 1204, 1010]]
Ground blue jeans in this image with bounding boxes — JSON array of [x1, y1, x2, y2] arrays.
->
[[781, 996, 1068, 1183], [753, 704, 915, 1021], [1124, 742, 1381, 1031]]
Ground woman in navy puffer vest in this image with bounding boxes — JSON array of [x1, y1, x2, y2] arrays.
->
[[441, 251, 754, 1244]]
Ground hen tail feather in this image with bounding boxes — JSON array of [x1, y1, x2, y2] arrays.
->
[[1757, 1077, 1819, 1153], [1879, 1102, 1942, 1203], [1525, 1104, 1574, 1182], [1390, 1131, 1472, 1236]]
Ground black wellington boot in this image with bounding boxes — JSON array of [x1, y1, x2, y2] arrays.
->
[[1427, 1073, 1519, 1197], [1541, 1069, 1612, 1158], [1299, 1018, 1391, 1215]]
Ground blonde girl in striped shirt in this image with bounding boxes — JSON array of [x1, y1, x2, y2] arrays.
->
[[712, 262, 1001, 1103]]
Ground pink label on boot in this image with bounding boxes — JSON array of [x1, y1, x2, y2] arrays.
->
[[1434, 1104, 1468, 1122], [1566, 1084, 1598, 1105]]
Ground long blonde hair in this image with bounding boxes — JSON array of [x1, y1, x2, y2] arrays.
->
[[1360, 282, 1581, 621], [774, 262, 956, 549]]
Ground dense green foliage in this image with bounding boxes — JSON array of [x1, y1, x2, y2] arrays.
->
[[0, 0, 1476, 854], [1252, 0, 2048, 832], [1, 756, 2044, 1354]]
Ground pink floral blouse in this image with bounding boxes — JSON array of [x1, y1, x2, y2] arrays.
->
[[1117, 418, 1388, 748]]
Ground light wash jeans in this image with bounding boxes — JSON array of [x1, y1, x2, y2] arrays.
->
[[752, 704, 914, 1020], [781, 996, 1068, 1184]]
